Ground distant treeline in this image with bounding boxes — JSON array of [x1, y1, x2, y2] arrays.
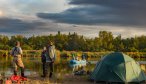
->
[[0, 31, 146, 52]]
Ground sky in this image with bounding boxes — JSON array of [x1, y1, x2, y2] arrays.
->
[[0, 0, 146, 38]]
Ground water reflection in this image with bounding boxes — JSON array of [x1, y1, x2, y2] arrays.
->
[[1, 56, 145, 78], [0, 57, 97, 78], [69, 63, 86, 72]]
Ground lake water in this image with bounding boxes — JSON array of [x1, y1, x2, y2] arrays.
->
[[0, 56, 146, 78], [0, 57, 98, 78]]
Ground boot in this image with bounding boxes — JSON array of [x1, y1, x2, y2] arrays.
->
[[14, 70, 17, 76], [41, 71, 47, 78], [41, 69, 46, 78], [21, 67, 27, 78], [21, 73, 27, 78], [49, 72, 52, 78]]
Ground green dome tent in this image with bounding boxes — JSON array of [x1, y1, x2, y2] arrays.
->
[[90, 52, 146, 83]]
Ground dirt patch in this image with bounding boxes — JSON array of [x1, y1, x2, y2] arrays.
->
[[1, 74, 93, 84]]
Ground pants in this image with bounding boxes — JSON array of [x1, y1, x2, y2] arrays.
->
[[42, 62, 54, 77], [13, 56, 25, 76]]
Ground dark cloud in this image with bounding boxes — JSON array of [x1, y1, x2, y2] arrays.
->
[[69, 0, 99, 5], [37, 0, 146, 27], [69, 0, 146, 8], [0, 18, 27, 33], [37, 6, 117, 25], [0, 17, 60, 34]]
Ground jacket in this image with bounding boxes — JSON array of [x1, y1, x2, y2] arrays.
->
[[46, 45, 56, 62]]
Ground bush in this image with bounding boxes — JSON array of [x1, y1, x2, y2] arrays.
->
[[0, 50, 8, 56], [22, 44, 32, 50], [23, 50, 42, 56], [140, 48, 146, 52], [3, 45, 11, 50], [60, 51, 68, 57], [130, 47, 139, 52], [0, 44, 3, 49], [0, 44, 11, 50]]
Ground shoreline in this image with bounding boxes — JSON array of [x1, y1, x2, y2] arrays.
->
[[1, 74, 93, 84]]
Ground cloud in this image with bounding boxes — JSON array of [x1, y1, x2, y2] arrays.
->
[[0, 17, 59, 34], [0, 0, 69, 18], [0, 17, 81, 35], [37, 0, 146, 27], [1, 0, 146, 38], [37, 6, 110, 25], [0, 17, 146, 38], [69, 0, 146, 7]]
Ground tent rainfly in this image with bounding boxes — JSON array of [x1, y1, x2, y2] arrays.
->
[[90, 52, 146, 83]]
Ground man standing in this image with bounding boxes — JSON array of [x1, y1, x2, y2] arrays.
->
[[11, 41, 26, 78], [41, 41, 56, 78], [41, 47, 47, 77]]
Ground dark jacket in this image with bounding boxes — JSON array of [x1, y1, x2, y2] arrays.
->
[[41, 50, 46, 63]]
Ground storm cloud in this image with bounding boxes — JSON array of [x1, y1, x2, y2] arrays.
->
[[0, 0, 146, 37], [0, 17, 65, 35], [37, 0, 146, 27], [0, 17, 82, 35]]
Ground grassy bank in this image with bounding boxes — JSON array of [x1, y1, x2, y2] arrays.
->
[[0, 50, 146, 59], [0, 50, 110, 58]]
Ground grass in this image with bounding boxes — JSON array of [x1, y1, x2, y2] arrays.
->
[[0, 50, 146, 59]]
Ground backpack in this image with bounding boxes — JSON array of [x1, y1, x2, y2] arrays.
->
[[12, 47, 18, 56], [41, 51, 46, 63]]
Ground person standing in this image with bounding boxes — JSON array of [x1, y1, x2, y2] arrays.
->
[[41, 47, 47, 77], [81, 53, 86, 60], [41, 41, 56, 78], [11, 41, 26, 78]]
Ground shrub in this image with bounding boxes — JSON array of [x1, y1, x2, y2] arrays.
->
[[0, 50, 8, 56], [22, 44, 32, 50]]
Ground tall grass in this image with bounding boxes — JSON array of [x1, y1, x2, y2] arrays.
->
[[0, 50, 146, 59]]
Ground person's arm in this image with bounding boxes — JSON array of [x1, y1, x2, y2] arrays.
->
[[19, 47, 23, 55]]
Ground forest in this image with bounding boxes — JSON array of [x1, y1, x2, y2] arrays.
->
[[0, 31, 146, 52]]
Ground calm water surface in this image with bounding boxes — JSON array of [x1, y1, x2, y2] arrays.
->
[[0, 56, 146, 77], [0, 56, 98, 77]]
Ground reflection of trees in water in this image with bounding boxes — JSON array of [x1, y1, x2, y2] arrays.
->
[[0, 59, 11, 71], [22, 57, 72, 75], [0, 57, 96, 76]]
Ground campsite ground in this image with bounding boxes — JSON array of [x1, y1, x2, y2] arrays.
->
[[3, 73, 93, 84], [26, 74, 92, 84]]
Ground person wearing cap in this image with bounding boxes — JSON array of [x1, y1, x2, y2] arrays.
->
[[41, 41, 56, 78], [11, 41, 26, 78]]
